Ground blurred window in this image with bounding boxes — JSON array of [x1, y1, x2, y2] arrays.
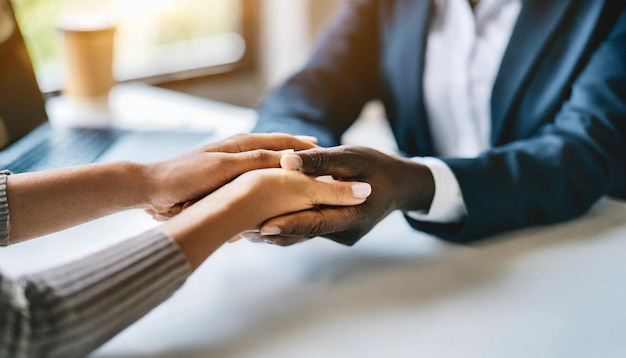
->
[[12, 0, 246, 92]]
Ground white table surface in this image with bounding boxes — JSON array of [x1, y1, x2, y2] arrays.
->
[[1, 85, 625, 358]]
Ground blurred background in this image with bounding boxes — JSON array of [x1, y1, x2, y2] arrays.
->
[[13, 0, 342, 107]]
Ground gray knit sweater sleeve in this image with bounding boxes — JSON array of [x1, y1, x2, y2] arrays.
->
[[0, 173, 191, 357], [0, 172, 10, 246]]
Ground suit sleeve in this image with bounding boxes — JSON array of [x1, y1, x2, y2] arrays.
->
[[253, 0, 382, 147], [407, 9, 626, 242]]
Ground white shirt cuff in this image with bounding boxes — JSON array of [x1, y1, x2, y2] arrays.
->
[[405, 157, 467, 223]]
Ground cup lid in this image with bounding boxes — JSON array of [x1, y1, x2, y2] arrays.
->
[[57, 12, 117, 32]]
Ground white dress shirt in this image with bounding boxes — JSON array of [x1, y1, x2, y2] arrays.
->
[[407, 0, 522, 223]]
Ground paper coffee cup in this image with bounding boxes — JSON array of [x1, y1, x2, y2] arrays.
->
[[57, 13, 116, 100]]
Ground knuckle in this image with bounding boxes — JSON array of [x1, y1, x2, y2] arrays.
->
[[305, 151, 327, 171], [302, 150, 341, 176], [228, 133, 250, 152], [305, 146, 374, 179], [309, 220, 329, 237], [283, 219, 321, 237], [230, 133, 249, 142], [334, 184, 351, 202], [249, 149, 275, 164]]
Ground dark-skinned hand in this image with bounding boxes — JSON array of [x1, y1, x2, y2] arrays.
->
[[233, 146, 435, 246]]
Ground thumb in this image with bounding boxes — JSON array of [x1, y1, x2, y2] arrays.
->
[[280, 147, 365, 178], [308, 176, 372, 207]]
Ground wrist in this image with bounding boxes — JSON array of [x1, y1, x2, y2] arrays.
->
[[117, 161, 153, 208], [393, 157, 435, 212], [159, 186, 253, 270]]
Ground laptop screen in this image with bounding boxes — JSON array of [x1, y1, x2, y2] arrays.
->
[[0, 0, 48, 150]]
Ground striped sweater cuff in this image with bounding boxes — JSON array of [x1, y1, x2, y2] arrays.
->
[[0, 171, 10, 246], [15, 229, 191, 358]]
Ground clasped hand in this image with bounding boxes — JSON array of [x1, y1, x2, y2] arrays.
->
[[142, 133, 320, 220], [146, 135, 434, 248], [236, 146, 436, 246]]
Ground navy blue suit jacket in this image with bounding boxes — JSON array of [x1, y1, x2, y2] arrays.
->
[[254, 0, 626, 242]]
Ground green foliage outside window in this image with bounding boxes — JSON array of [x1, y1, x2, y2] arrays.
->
[[11, 0, 242, 82]]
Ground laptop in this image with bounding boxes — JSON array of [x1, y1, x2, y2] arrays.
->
[[0, 0, 213, 173]]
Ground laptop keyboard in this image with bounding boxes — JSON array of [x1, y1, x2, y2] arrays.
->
[[5, 128, 121, 173]]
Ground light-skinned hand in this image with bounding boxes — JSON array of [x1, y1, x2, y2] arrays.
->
[[142, 133, 318, 220], [160, 168, 372, 269], [234, 146, 434, 246]]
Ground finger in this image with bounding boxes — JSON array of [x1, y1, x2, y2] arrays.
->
[[307, 176, 372, 207], [241, 231, 312, 246], [153, 214, 172, 222], [148, 204, 183, 217], [166, 205, 184, 216], [145, 209, 169, 222], [281, 147, 371, 178], [294, 135, 318, 145], [262, 235, 312, 246], [224, 149, 288, 175], [280, 154, 303, 171], [315, 175, 335, 183], [227, 233, 245, 243], [204, 133, 318, 153], [238, 133, 318, 151], [182, 200, 197, 210], [227, 230, 259, 243], [259, 207, 358, 238]]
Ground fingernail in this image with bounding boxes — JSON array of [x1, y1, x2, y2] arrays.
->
[[316, 175, 335, 183], [279, 149, 295, 155], [280, 155, 302, 170], [351, 183, 372, 198], [260, 226, 281, 236], [295, 135, 318, 143]]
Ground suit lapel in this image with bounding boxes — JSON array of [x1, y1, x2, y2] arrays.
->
[[490, 0, 575, 144]]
